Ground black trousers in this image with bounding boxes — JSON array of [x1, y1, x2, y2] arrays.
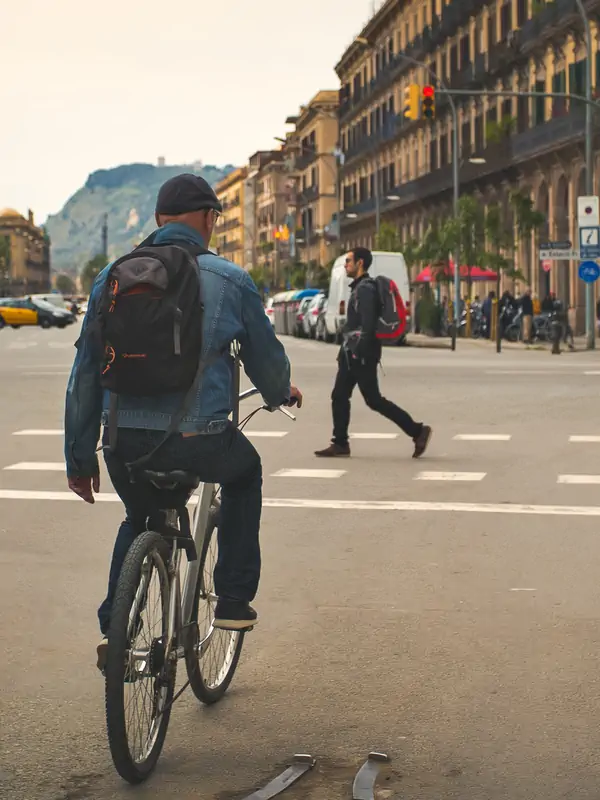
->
[[331, 352, 422, 446]]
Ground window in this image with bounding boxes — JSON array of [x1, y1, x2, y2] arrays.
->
[[440, 132, 448, 166], [359, 176, 368, 202], [429, 138, 438, 171], [487, 10, 496, 48], [449, 44, 458, 76], [516, 0, 526, 26], [533, 79, 545, 125], [388, 96, 395, 115], [388, 163, 396, 189], [570, 58, 587, 98], [461, 119, 471, 157], [500, 2, 512, 40], [486, 103, 497, 132], [502, 98, 512, 119], [474, 114, 484, 150], [310, 166, 317, 187], [517, 93, 529, 131], [370, 174, 375, 198], [459, 35, 470, 69]]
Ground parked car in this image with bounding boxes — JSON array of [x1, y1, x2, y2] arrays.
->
[[294, 296, 313, 337], [265, 297, 275, 327], [315, 297, 331, 342], [0, 296, 75, 329], [303, 293, 326, 338], [324, 251, 411, 344]]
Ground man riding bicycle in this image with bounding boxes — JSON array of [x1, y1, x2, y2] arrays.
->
[[64, 173, 302, 669]]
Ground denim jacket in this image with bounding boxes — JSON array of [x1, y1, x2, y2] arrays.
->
[[64, 223, 291, 478]]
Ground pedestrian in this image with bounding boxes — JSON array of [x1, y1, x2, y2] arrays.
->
[[315, 247, 431, 459], [482, 290, 495, 339], [64, 173, 302, 670], [519, 287, 534, 343]]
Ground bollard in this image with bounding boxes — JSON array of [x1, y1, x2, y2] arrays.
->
[[550, 315, 561, 354], [466, 300, 472, 338]]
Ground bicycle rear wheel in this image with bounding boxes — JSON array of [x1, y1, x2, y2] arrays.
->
[[105, 531, 175, 784], [185, 506, 245, 704]]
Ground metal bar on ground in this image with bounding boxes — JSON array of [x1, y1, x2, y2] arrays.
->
[[241, 754, 316, 800], [352, 752, 390, 800]]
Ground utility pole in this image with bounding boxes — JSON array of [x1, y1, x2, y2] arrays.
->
[[101, 213, 108, 259]]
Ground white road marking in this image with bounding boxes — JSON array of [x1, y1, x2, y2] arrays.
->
[[48, 342, 73, 349], [350, 433, 398, 439], [569, 435, 600, 443], [8, 342, 39, 350], [558, 474, 600, 485], [271, 469, 346, 479], [245, 431, 288, 438], [21, 371, 70, 376], [453, 434, 511, 441], [486, 369, 561, 375], [584, 371, 600, 375], [415, 471, 486, 481], [510, 588, 537, 592], [5, 492, 600, 517], [4, 462, 65, 471], [13, 429, 63, 436]]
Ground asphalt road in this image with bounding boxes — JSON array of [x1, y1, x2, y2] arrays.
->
[[3, 324, 600, 799]]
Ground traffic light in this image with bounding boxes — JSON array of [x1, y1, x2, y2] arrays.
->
[[422, 85, 435, 120], [403, 83, 420, 121]]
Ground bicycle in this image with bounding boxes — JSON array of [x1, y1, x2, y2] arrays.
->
[[102, 362, 297, 784]]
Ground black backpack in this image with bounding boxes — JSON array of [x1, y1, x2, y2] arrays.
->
[[93, 241, 211, 461]]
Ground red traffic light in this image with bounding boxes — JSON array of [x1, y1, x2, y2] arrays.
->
[[423, 85, 435, 97]]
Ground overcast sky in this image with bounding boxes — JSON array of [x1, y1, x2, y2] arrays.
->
[[1, 0, 378, 222]]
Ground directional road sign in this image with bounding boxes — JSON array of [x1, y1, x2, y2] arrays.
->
[[578, 260, 600, 284], [579, 226, 600, 259], [539, 248, 580, 260]]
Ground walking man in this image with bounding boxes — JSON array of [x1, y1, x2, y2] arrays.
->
[[520, 287, 534, 344], [315, 247, 432, 458]]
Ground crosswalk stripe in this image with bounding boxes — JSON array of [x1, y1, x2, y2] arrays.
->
[[4, 462, 65, 471], [3, 490, 600, 516], [271, 468, 346, 479], [453, 434, 511, 441], [415, 471, 486, 481], [569, 436, 600, 443], [557, 474, 600, 484], [13, 430, 63, 436], [350, 433, 398, 439], [21, 371, 70, 376], [584, 371, 600, 375]]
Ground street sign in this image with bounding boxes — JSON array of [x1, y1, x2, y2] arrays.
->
[[578, 260, 600, 283], [540, 240, 571, 249], [542, 259, 552, 272], [579, 226, 600, 259], [539, 248, 580, 260], [578, 196, 600, 226]]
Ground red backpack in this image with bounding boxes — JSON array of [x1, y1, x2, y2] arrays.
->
[[371, 275, 407, 340]]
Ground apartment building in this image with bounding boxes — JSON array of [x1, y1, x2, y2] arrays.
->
[[285, 90, 341, 270], [0, 208, 51, 295], [214, 167, 246, 268], [336, 0, 600, 327]]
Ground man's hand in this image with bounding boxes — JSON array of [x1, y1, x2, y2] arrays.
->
[[68, 474, 100, 504], [285, 385, 303, 409]]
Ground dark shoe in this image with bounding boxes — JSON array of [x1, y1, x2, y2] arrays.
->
[[413, 425, 432, 458], [314, 442, 351, 457], [213, 599, 258, 631]]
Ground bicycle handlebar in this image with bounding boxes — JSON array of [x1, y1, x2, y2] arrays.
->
[[238, 386, 297, 421]]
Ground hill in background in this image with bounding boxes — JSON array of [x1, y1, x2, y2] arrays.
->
[[45, 161, 235, 274]]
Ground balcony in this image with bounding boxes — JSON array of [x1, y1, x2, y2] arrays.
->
[[449, 53, 487, 91], [295, 149, 318, 171], [486, 39, 519, 78], [298, 185, 320, 205], [221, 241, 242, 254], [518, 1, 561, 51], [217, 217, 241, 233], [511, 108, 586, 161], [343, 114, 404, 167]]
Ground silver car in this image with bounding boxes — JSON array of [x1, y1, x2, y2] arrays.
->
[[302, 293, 326, 339]]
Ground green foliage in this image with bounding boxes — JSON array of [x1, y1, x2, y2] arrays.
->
[[375, 221, 401, 251], [80, 254, 107, 294], [55, 273, 75, 295], [45, 162, 236, 274], [485, 115, 517, 144], [417, 289, 443, 335], [248, 266, 268, 291]]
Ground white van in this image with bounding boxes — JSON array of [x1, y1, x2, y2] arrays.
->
[[324, 251, 410, 342]]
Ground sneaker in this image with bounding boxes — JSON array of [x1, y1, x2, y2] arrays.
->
[[413, 425, 432, 458], [314, 442, 351, 457], [213, 599, 258, 631], [96, 637, 108, 673]]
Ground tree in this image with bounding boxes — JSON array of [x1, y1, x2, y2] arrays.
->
[[375, 221, 402, 251], [510, 189, 546, 284], [80, 254, 107, 294], [248, 266, 268, 292], [55, 273, 75, 295]]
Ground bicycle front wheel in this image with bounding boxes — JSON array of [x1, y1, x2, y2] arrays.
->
[[105, 531, 175, 784], [185, 506, 245, 704]]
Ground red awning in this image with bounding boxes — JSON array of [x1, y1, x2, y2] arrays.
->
[[414, 264, 498, 283]]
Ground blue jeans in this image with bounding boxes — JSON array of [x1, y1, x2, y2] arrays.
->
[[98, 425, 262, 635]]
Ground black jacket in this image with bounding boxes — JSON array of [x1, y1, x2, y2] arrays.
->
[[342, 274, 381, 361], [520, 294, 534, 316]]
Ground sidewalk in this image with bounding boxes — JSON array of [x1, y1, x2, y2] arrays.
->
[[406, 333, 590, 352]]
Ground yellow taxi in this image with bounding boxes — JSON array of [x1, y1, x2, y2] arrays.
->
[[0, 297, 75, 329]]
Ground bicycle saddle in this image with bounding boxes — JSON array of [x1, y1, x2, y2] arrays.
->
[[138, 469, 200, 490]]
